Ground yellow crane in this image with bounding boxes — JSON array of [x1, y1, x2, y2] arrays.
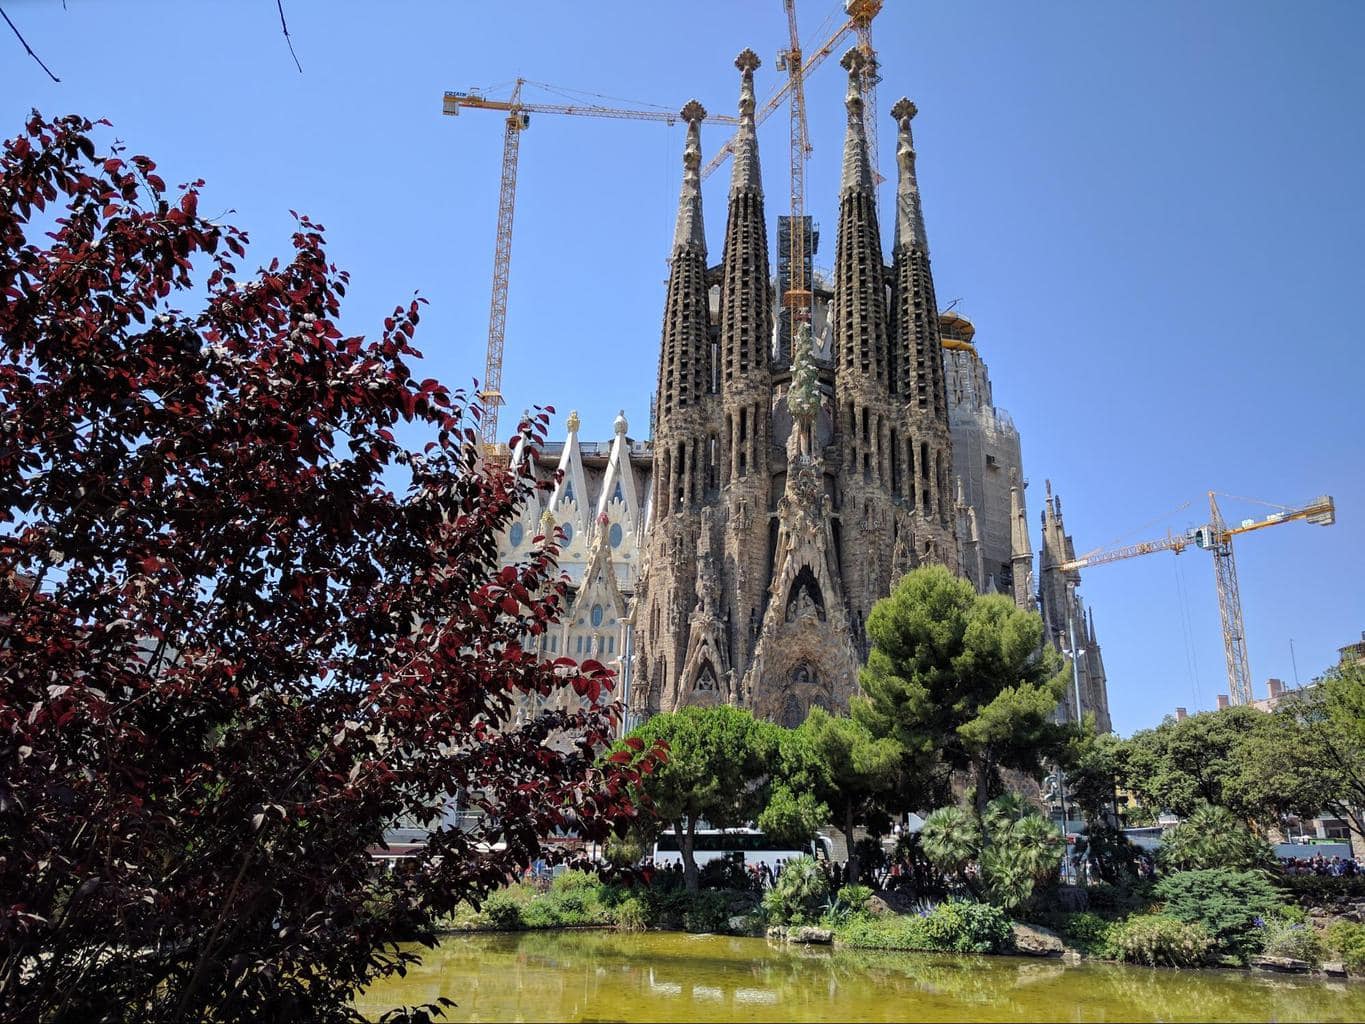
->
[[1056, 492, 1337, 705], [441, 82, 737, 460], [701, 1, 882, 186]]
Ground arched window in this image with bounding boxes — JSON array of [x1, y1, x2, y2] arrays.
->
[[509, 522, 524, 547], [561, 522, 574, 545], [591, 604, 604, 628], [608, 522, 623, 548]]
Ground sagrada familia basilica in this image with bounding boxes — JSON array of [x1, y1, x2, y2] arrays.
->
[[498, 49, 1112, 734]]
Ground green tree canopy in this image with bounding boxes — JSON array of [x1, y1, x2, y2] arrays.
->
[[621, 705, 777, 892], [853, 565, 1072, 813], [788, 708, 901, 884]]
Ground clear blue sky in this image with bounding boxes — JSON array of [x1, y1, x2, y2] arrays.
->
[[4, 1, 1362, 735]]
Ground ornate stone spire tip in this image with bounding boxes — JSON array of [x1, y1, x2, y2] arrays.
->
[[839, 46, 867, 74], [890, 97, 918, 123], [735, 48, 761, 74], [680, 99, 707, 124], [565, 409, 581, 434]]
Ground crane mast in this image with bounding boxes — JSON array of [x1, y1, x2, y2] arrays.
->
[[442, 86, 736, 460], [781, 0, 812, 343], [1057, 492, 1336, 705]]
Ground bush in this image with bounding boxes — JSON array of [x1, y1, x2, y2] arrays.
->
[[762, 856, 830, 926], [836, 914, 933, 951], [551, 869, 600, 894], [829, 884, 874, 923], [682, 890, 731, 934], [1156, 805, 1276, 873], [1153, 868, 1285, 962], [481, 890, 524, 930], [921, 899, 1013, 954], [613, 896, 649, 933], [1038, 911, 1120, 959], [1086, 879, 1153, 917], [1324, 920, 1365, 974], [1281, 874, 1365, 908], [699, 855, 754, 892], [1112, 914, 1212, 967], [1256, 918, 1324, 964]]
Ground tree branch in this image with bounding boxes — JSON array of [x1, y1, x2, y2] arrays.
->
[[276, 0, 302, 74], [0, 4, 60, 83]]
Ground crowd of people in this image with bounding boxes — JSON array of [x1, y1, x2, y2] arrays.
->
[[1282, 854, 1363, 877]]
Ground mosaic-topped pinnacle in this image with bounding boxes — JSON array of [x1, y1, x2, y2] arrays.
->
[[566, 409, 581, 434], [730, 50, 762, 195], [891, 96, 928, 251], [680, 99, 707, 126], [839, 48, 873, 194], [613, 409, 628, 435], [673, 101, 707, 253]]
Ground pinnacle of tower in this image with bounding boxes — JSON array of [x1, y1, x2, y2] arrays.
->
[[730, 49, 762, 197], [1010, 478, 1032, 558], [1087, 606, 1098, 646], [839, 48, 875, 196], [891, 97, 929, 253], [673, 100, 707, 254]]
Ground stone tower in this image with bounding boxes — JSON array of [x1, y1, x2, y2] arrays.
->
[[631, 51, 961, 725]]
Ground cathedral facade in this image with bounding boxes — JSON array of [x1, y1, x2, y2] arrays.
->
[[629, 49, 956, 727], [497, 48, 1112, 734]]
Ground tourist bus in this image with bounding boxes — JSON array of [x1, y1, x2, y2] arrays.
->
[[652, 828, 832, 868]]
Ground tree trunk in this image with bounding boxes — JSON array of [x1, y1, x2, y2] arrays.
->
[[680, 820, 700, 894], [843, 805, 859, 887]]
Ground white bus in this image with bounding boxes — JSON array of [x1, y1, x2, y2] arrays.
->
[[652, 828, 831, 868]]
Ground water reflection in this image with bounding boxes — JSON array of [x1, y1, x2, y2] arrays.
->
[[355, 930, 1365, 1023]]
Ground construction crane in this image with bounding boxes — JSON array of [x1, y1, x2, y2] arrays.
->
[[700, 0, 882, 184], [779, 0, 814, 344], [1057, 492, 1337, 706], [441, 82, 737, 460]]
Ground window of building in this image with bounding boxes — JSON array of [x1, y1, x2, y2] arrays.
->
[[591, 604, 604, 628], [609, 522, 623, 548], [508, 522, 524, 547], [561, 522, 574, 545]]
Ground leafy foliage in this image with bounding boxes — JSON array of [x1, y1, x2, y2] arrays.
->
[[762, 856, 830, 926], [919, 796, 1062, 911], [1156, 805, 1277, 873], [1324, 921, 1365, 974], [0, 113, 662, 1023], [1152, 869, 1286, 962], [921, 899, 1014, 954], [619, 706, 777, 892], [854, 566, 1072, 813], [1256, 919, 1324, 965], [1111, 915, 1212, 967]]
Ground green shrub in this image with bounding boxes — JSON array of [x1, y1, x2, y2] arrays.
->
[[762, 856, 830, 926], [1156, 805, 1276, 873], [1153, 868, 1285, 962], [1257, 918, 1324, 964], [836, 913, 933, 951], [1112, 914, 1212, 967], [1281, 874, 1365, 908], [551, 869, 600, 894], [829, 883, 874, 922], [921, 899, 1013, 954], [1041, 910, 1120, 959], [1324, 920, 1365, 974], [1086, 879, 1153, 916], [613, 896, 648, 933], [682, 890, 730, 933], [481, 890, 524, 930]]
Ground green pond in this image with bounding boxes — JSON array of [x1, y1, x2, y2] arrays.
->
[[356, 930, 1365, 1023]]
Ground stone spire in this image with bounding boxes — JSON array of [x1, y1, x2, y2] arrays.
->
[[730, 49, 762, 197], [890, 96, 946, 417], [840, 48, 876, 197], [1009, 472, 1035, 610], [891, 98, 928, 253], [672, 101, 706, 253], [719, 51, 772, 394], [656, 101, 711, 429], [832, 47, 889, 388]]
